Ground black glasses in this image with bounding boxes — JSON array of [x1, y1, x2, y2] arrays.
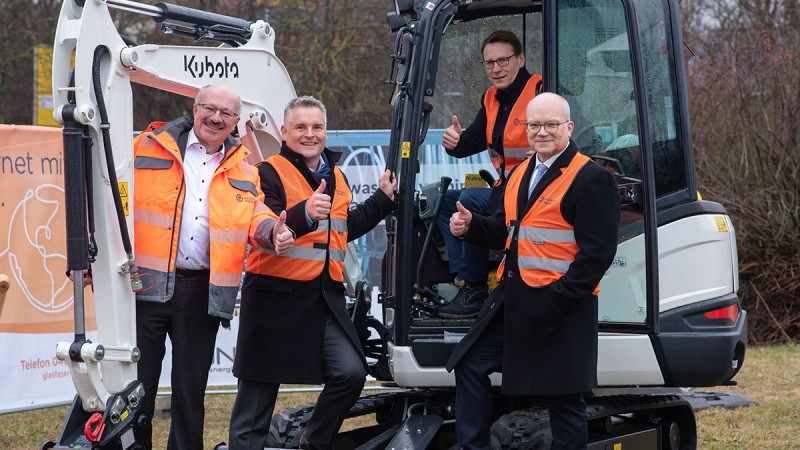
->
[[195, 103, 239, 120], [526, 121, 568, 134], [482, 53, 518, 69]]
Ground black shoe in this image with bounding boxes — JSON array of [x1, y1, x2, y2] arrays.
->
[[437, 284, 488, 319]]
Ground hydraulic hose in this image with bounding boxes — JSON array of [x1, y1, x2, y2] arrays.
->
[[92, 46, 143, 291]]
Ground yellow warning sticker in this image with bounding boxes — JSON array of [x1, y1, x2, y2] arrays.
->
[[614, 444, 622, 450], [714, 216, 729, 232], [119, 181, 129, 216], [402, 141, 411, 158], [464, 173, 486, 188]]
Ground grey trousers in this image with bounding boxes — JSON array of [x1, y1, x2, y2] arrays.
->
[[228, 316, 366, 450]]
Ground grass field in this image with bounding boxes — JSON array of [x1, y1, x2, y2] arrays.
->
[[1, 345, 797, 449]]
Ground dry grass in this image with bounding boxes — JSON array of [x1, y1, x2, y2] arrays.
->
[[695, 344, 800, 449], [1, 345, 798, 449]]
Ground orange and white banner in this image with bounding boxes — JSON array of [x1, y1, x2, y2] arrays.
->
[[0, 125, 98, 411]]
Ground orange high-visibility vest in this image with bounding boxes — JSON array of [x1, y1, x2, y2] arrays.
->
[[484, 74, 542, 180], [133, 119, 277, 319], [247, 154, 352, 282], [499, 152, 600, 295]]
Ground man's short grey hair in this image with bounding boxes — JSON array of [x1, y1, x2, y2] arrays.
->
[[195, 84, 243, 114], [284, 96, 327, 124]]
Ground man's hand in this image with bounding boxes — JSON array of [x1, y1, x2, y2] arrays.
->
[[442, 115, 463, 150], [379, 170, 397, 200], [272, 210, 294, 254], [306, 179, 332, 221], [450, 201, 472, 237]]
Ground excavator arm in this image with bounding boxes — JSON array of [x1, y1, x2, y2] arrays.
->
[[47, 1, 295, 448]]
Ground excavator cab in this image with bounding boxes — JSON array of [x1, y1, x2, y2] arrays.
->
[[345, 0, 747, 447]]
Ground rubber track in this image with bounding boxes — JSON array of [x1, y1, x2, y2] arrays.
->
[[267, 392, 397, 448], [491, 394, 692, 449]]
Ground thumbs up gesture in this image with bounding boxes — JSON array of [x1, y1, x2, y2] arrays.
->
[[306, 179, 332, 221], [450, 201, 472, 237], [272, 210, 294, 254], [442, 115, 463, 150]]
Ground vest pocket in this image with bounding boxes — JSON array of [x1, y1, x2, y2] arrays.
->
[[228, 178, 258, 196], [134, 155, 174, 169]]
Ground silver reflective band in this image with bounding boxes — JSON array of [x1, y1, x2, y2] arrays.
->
[[316, 218, 347, 233], [518, 227, 575, 243], [329, 248, 346, 262], [256, 246, 327, 261], [330, 218, 348, 233], [504, 147, 529, 161], [518, 256, 572, 273]]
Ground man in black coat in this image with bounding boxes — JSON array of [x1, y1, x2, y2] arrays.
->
[[228, 96, 396, 450], [446, 92, 620, 449]]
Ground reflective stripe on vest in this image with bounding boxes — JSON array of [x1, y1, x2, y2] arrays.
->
[[485, 74, 542, 179], [498, 152, 600, 295], [246, 154, 352, 281]]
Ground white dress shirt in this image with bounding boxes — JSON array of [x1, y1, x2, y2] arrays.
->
[[175, 130, 226, 270]]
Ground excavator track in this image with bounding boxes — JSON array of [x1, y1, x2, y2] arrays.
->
[[267, 392, 397, 448], [491, 394, 697, 449]]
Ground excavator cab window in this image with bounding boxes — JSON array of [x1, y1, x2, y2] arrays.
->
[[556, 0, 692, 328], [557, 0, 650, 326]]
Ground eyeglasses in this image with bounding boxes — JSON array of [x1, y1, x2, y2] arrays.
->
[[195, 103, 239, 120], [482, 53, 518, 69], [526, 121, 568, 134]]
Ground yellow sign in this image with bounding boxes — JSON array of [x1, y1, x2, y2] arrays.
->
[[401, 141, 410, 158], [614, 443, 622, 450], [118, 182, 129, 216], [34, 46, 58, 127], [714, 216, 729, 232], [464, 173, 486, 189]]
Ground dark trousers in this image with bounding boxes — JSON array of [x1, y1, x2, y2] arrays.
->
[[453, 309, 588, 450], [228, 315, 366, 450], [437, 187, 492, 282], [136, 271, 221, 450]]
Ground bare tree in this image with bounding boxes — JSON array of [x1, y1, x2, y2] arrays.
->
[[265, 0, 393, 129], [0, 0, 61, 125], [1, 0, 393, 129], [683, 0, 800, 344]]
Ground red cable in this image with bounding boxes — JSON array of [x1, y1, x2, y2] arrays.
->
[[84, 412, 105, 442]]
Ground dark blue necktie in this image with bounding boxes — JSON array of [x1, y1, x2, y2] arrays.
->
[[528, 163, 548, 199]]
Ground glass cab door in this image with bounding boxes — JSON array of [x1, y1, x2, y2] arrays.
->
[[555, 0, 691, 330]]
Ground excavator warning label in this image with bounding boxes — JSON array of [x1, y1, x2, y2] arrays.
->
[[402, 141, 411, 158], [119, 182, 129, 216], [714, 216, 728, 232]]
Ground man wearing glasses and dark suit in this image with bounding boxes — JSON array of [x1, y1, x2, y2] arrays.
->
[[436, 30, 543, 319]]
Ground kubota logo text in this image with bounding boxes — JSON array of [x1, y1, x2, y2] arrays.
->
[[184, 55, 240, 79]]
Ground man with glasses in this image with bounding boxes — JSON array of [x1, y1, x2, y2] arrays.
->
[[436, 30, 542, 319], [446, 92, 621, 449], [133, 84, 294, 449]]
